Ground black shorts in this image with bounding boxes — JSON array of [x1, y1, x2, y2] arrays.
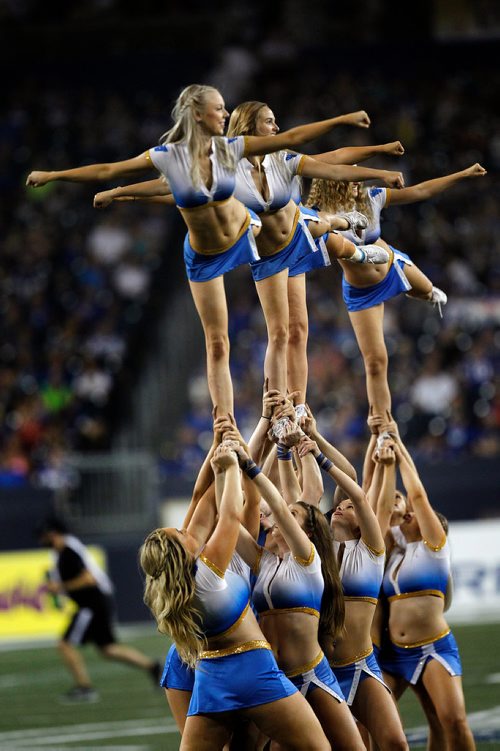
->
[[63, 600, 116, 648]]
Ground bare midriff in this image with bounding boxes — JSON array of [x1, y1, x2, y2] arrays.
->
[[179, 196, 250, 254], [340, 237, 393, 287], [204, 606, 268, 654], [388, 595, 448, 646], [256, 199, 299, 256], [258, 610, 321, 674], [329, 599, 376, 664]]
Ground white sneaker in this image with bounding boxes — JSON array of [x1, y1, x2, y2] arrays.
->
[[360, 245, 390, 264], [294, 404, 307, 419], [272, 417, 292, 440], [430, 286, 447, 318], [337, 210, 369, 231]]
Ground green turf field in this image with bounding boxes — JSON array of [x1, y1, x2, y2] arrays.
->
[[1, 622, 499, 749]]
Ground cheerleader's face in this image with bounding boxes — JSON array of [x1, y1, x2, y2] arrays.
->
[[198, 91, 229, 136], [331, 500, 358, 536], [260, 500, 275, 531], [390, 491, 408, 526], [400, 511, 421, 539], [255, 107, 280, 136]]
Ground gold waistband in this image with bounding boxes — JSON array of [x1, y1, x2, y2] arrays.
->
[[200, 640, 271, 659], [388, 589, 444, 602], [391, 628, 450, 649], [345, 596, 378, 605], [330, 646, 373, 668], [259, 606, 319, 618], [285, 650, 324, 678]]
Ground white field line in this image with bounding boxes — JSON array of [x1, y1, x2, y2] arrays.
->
[[0, 719, 178, 747]]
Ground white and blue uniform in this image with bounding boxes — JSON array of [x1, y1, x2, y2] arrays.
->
[[187, 553, 297, 716], [379, 536, 462, 684], [147, 137, 261, 282], [233, 151, 322, 281], [253, 542, 344, 701], [331, 538, 389, 705], [337, 187, 414, 311]]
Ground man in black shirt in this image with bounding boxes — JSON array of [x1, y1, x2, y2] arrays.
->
[[39, 516, 161, 703]]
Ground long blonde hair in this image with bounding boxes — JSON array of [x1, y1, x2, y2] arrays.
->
[[306, 179, 374, 224], [140, 528, 205, 668], [160, 84, 237, 189]]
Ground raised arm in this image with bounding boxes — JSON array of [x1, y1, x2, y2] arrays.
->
[[374, 445, 398, 539], [295, 437, 324, 506], [305, 443, 384, 552], [243, 110, 370, 157], [300, 404, 357, 481], [311, 141, 404, 166], [202, 445, 244, 573], [248, 385, 283, 466], [299, 157, 404, 189], [248, 470, 312, 562], [94, 178, 174, 208], [388, 163, 486, 206], [26, 152, 153, 187], [393, 443, 445, 549]]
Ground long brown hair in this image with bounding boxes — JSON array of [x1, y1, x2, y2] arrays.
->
[[306, 178, 374, 224], [227, 100, 268, 137], [140, 528, 205, 668], [296, 502, 345, 647]]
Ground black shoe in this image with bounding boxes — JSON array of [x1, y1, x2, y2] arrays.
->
[[59, 686, 99, 704], [150, 660, 162, 686]]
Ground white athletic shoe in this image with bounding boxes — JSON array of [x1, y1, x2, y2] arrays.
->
[[272, 416, 292, 440], [430, 286, 447, 318], [337, 210, 369, 231], [294, 404, 307, 419], [360, 245, 390, 264]]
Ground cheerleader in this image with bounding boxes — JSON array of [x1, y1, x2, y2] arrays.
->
[[26, 83, 374, 417], [305, 162, 486, 419], [298, 438, 409, 750], [374, 432, 476, 751]]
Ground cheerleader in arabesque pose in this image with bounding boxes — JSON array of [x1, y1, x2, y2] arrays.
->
[[305, 162, 486, 420], [370, 427, 476, 751], [91, 101, 405, 429], [27, 84, 386, 419], [141, 436, 332, 751]]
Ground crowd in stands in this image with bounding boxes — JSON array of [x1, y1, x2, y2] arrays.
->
[[2, 26, 499, 488]]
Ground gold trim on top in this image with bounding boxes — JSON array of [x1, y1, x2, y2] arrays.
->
[[294, 542, 315, 567], [242, 135, 251, 158], [200, 639, 271, 659], [388, 589, 444, 602], [330, 646, 373, 668], [296, 154, 307, 176], [345, 596, 378, 605], [361, 539, 385, 556], [259, 606, 319, 618], [199, 554, 224, 578], [144, 150, 153, 165], [285, 650, 323, 678], [391, 628, 450, 649], [185, 210, 250, 255], [215, 602, 250, 638], [423, 535, 447, 552], [384, 188, 392, 207]]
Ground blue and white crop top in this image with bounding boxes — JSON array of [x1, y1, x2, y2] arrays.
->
[[233, 151, 305, 215], [382, 536, 450, 602], [147, 136, 247, 209], [334, 538, 385, 605], [252, 543, 323, 617], [339, 187, 391, 246], [193, 553, 250, 638]]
